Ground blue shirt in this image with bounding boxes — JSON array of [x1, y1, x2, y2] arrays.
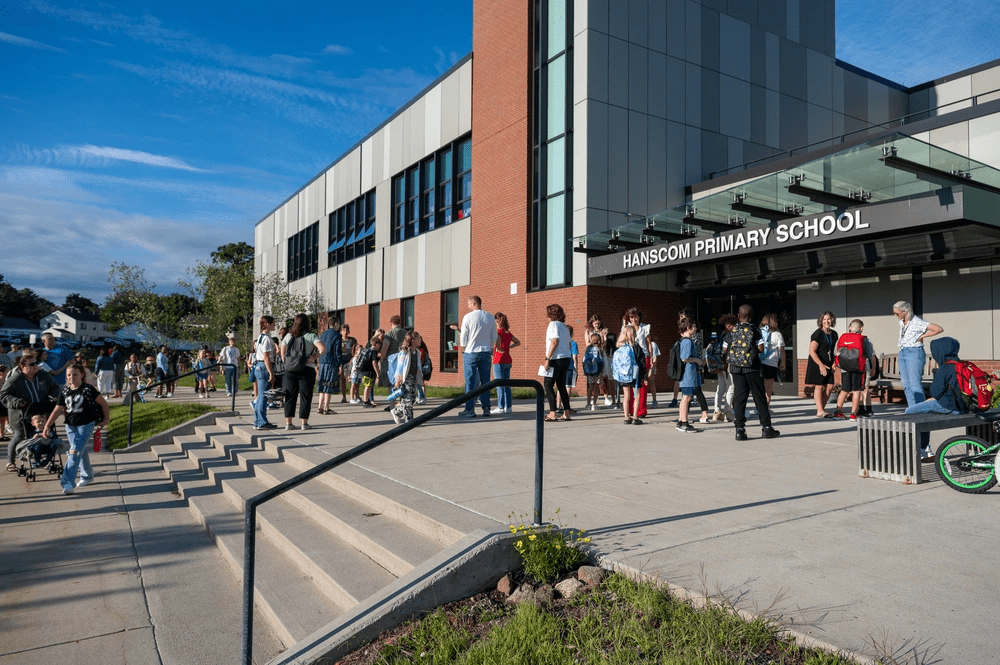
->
[[679, 337, 702, 389], [157, 352, 169, 374], [44, 346, 74, 385]]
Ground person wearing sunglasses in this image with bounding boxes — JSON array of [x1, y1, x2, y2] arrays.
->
[[1, 350, 61, 472]]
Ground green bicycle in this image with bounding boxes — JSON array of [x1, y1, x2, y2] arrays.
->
[[936, 411, 1000, 494]]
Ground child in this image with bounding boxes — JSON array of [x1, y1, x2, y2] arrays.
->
[[582, 333, 606, 410], [361, 338, 382, 407], [194, 349, 210, 398], [21, 413, 65, 469], [390, 331, 424, 424], [44, 363, 110, 494], [904, 337, 970, 459], [142, 356, 157, 394], [124, 354, 143, 404], [556, 326, 577, 414], [676, 319, 703, 433], [349, 344, 363, 404], [833, 319, 877, 419]]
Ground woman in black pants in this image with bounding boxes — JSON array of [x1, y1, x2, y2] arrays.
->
[[279, 314, 326, 431], [542, 303, 572, 422]]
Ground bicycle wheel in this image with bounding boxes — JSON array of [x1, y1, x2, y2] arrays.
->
[[935, 435, 997, 494]]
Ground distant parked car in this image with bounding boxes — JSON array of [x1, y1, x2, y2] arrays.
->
[[83, 340, 105, 349]]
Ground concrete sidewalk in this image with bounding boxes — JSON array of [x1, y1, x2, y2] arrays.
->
[[2, 389, 996, 664]]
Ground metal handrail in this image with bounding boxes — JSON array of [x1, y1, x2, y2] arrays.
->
[[240, 378, 546, 665], [125, 362, 237, 448]]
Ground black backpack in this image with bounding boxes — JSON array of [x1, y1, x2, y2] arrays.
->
[[728, 323, 758, 369], [284, 335, 307, 373], [666, 340, 685, 381]]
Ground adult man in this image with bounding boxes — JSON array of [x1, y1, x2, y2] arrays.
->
[[40, 333, 74, 386], [454, 295, 497, 417], [110, 343, 126, 398], [218, 333, 242, 397], [379, 315, 407, 388], [725, 304, 780, 441], [252, 316, 278, 430], [156, 346, 171, 398], [8, 343, 22, 366]]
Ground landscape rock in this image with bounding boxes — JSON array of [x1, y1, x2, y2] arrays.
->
[[576, 565, 605, 587], [532, 584, 554, 606], [497, 573, 515, 596], [506, 584, 534, 605], [554, 577, 584, 599]]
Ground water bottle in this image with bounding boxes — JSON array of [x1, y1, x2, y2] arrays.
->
[[93, 428, 102, 453]]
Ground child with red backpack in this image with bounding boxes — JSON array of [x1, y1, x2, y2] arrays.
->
[[904, 337, 993, 460], [832, 319, 877, 419]]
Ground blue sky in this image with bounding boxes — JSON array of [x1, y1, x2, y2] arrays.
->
[[1, 0, 998, 309]]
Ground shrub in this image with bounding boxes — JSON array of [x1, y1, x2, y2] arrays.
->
[[508, 509, 591, 584]]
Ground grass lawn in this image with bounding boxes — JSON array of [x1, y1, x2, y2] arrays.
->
[[339, 571, 852, 665], [107, 400, 220, 449]]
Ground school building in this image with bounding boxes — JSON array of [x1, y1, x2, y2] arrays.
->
[[253, 0, 1000, 394]]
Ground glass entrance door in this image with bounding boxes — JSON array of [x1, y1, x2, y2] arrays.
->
[[695, 283, 797, 396]]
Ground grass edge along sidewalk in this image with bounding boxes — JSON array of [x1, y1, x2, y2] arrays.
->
[[334, 569, 860, 665], [107, 401, 220, 450]]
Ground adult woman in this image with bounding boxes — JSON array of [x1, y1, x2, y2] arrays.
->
[[806, 311, 838, 417], [893, 301, 943, 406], [1, 351, 61, 471], [94, 347, 115, 398], [316, 313, 342, 416], [759, 313, 786, 407], [492, 312, 521, 414], [280, 314, 325, 430], [617, 325, 646, 425], [542, 304, 572, 422], [338, 324, 357, 403]]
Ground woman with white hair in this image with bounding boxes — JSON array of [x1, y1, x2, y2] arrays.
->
[[892, 301, 943, 406]]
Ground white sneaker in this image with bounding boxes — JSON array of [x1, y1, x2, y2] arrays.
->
[[350, 399, 361, 404], [167, 392, 173, 397], [416, 397, 427, 405], [604, 396, 613, 407], [62, 486, 74, 494], [76, 478, 91, 488], [391, 410, 401, 425], [300, 423, 312, 430]]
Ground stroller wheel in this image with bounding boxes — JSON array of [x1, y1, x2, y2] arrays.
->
[[27, 471, 35, 482], [17, 466, 26, 477]]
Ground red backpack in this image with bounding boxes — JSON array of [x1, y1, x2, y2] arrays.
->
[[946, 360, 993, 411], [835, 332, 867, 374]]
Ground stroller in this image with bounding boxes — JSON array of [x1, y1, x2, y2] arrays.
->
[[264, 387, 287, 409], [14, 402, 67, 482]]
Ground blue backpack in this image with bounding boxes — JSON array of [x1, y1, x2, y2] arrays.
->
[[582, 346, 604, 376], [612, 345, 638, 383]]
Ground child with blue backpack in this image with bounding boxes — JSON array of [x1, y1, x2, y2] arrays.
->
[[582, 333, 606, 410]]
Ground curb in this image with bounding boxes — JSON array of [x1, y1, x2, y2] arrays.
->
[[113, 410, 239, 454], [267, 529, 521, 665]]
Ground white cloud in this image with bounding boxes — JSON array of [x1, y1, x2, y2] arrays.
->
[[322, 44, 352, 56], [0, 30, 68, 53], [6, 144, 208, 172]]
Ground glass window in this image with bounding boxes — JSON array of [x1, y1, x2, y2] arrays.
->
[[547, 56, 565, 139], [288, 221, 319, 282], [389, 133, 471, 242], [402, 297, 415, 330], [442, 290, 459, 372], [547, 0, 566, 59], [368, 303, 380, 342], [545, 194, 566, 287], [546, 137, 565, 195], [329, 189, 377, 265]]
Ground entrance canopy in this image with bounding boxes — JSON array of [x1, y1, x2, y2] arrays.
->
[[577, 133, 1000, 284]]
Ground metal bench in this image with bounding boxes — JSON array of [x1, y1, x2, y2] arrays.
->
[[858, 413, 1000, 484], [869, 353, 937, 403]]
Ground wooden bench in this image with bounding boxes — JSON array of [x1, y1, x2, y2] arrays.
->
[[869, 353, 938, 404], [857, 413, 1000, 484]]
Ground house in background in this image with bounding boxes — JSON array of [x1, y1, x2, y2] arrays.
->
[[0, 317, 43, 343], [39, 310, 110, 342]]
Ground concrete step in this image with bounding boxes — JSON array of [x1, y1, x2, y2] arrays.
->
[[148, 448, 342, 646], [157, 440, 399, 610]]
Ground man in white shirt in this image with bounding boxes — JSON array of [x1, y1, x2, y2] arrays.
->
[[252, 316, 278, 430], [455, 295, 497, 417]]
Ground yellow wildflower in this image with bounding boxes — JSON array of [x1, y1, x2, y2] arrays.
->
[[528, 534, 536, 541]]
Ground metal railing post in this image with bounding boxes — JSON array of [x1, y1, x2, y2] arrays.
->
[[534, 386, 544, 527]]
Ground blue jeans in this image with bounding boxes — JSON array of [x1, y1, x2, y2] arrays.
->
[[493, 363, 512, 410], [898, 346, 926, 406], [463, 351, 492, 412], [253, 362, 271, 427], [61, 422, 94, 490], [905, 398, 958, 448], [223, 367, 237, 395]]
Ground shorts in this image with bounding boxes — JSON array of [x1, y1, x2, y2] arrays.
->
[[585, 373, 602, 385], [761, 364, 779, 381], [841, 371, 865, 392], [680, 386, 698, 396]]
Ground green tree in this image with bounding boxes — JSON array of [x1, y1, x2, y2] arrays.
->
[[181, 242, 256, 352], [62, 293, 100, 314], [0, 274, 57, 324], [102, 263, 180, 346]]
